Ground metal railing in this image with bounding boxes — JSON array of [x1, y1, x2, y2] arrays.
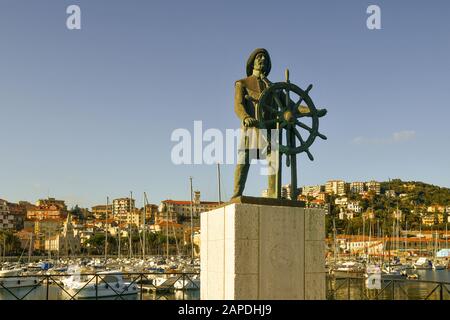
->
[[3, 272, 450, 300], [326, 275, 450, 300], [0, 272, 200, 300]]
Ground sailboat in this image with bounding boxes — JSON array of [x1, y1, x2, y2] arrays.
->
[[0, 268, 41, 289], [62, 267, 138, 299], [0, 237, 40, 290], [432, 261, 446, 270], [414, 257, 433, 270], [432, 231, 446, 270]]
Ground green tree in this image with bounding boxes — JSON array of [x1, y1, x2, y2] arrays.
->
[[0, 231, 22, 256]]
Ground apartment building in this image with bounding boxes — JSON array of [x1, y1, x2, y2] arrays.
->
[[349, 182, 365, 194], [366, 181, 381, 195], [325, 180, 347, 196]]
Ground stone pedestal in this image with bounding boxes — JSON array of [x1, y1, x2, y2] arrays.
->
[[200, 197, 326, 300]]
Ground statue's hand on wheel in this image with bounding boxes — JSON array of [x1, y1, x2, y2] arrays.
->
[[244, 117, 258, 127]]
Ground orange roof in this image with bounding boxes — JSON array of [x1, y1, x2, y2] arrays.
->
[[35, 218, 65, 223], [156, 221, 183, 228], [92, 205, 112, 209]]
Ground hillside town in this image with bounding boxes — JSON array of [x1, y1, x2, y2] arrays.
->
[[1, 179, 449, 259], [267, 180, 450, 226], [0, 192, 220, 258]]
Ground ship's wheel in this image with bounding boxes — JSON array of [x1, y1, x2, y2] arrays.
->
[[256, 69, 327, 199]]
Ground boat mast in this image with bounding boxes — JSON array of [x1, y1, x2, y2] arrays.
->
[[2, 236, 6, 262], [143, 192, 148, 260], [166, 202, 169, 259], [362, 215, 365, 261], [377, 219, 383, 263], [171, 212, 180, 256], [118, 200, 121, 260], [395, 201, 399, 259], [381, 219, 387, 266], [28, 233, 33, 263], [392, 219, 395, 263], [129, 191, 133, 259], [105, 196, 109, 262], [446, 223, 448, 250], [404, 220, 407, 255], [418, 221, 421, 256], [434, 229, 437, 258], [47, 230, 51, 261], [189, 176, 194, 261], [368, 217, 371, 264], [332, 213, 337, 263]]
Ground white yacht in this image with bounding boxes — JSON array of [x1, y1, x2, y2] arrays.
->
[[174, 274, 200, 290], [432, 260, 447, 270], [381, 265, 407, 280], [413, 257, 433, 270], [0, 269, 40, 289], [332, 261, 365, 278], [365, 264, 381, 277], [366, 264, 406, 281], [62, 269, 138, 299], [152, 275, 179, 289]]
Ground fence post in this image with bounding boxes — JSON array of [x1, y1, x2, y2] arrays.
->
[[392, 281, 395, 300], [46, 275, 49, 300], [140, 274, 143, 301], [347, 278, 350, 300], [440, 284, 444, 301], [182, 274, 185, 300], [95, 274, 98, 300], [361, 277, 365, 300]]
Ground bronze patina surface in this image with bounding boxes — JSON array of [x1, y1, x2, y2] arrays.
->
[[232, 48, 328, 201]]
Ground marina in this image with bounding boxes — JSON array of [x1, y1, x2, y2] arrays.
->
[[1, 253, 450, 300], [0, 255, 200, 300]]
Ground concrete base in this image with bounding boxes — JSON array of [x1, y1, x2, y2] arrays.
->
[[200, 202, 326, 300]]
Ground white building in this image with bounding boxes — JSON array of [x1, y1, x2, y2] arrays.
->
[[0, 200, 13, 230], [338, 210, 354, 220], [366, 181, 381, 195], [347, 201, 362, 213], [44, 213, 81, 255], [350, 182, 365, 194], [160, 191, 220, 220], [326, 180, 347, 196], [335, 197, 348, 206], [385, 190, 396, 198], [112, 197, 136, 222], [301, 185, 324, 197], [264, 185, 297, 199], [338, 237, 384, 254]]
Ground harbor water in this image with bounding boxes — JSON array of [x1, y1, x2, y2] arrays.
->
[[0, 284, 200, 300], [329, 269, 450, 300]]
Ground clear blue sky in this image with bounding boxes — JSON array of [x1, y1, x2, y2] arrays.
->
[[1, 0, 449, 208]]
